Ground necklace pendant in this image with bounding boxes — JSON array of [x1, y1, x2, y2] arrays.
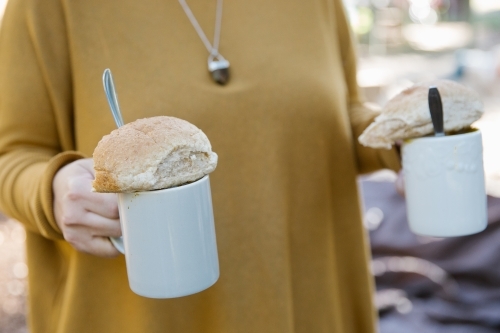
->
[[208, 58, 230, 85]]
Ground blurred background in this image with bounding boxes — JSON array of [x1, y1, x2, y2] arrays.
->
[[346, 0, 500, 196], [0, 0, 499, 332], [347, 0, 500, 332]]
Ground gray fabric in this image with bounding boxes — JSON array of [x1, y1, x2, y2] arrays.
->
[[360, 179, 500, 332]]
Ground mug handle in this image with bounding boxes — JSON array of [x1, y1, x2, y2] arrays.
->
[[110, 236, 125, 254]]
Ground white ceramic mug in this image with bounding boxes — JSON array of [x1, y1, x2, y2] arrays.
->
[[110, 175, 219, 298], [402, 130, 487, 237]]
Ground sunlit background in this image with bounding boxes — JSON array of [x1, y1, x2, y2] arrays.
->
[[0, 0, 499, 332], [347, 1, 500, 331], [0, 3, 31, 333], [0, 215, 27, 333], [0, 0, 6, 19], [344, 0, 500, 195]]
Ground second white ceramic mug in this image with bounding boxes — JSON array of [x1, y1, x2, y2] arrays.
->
[[402, 130, 487, 237], [111, 175, 219, 298]]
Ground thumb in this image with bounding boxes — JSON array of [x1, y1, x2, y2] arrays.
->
[[395, 170, 405, 197], [76, 158, 95, 177]]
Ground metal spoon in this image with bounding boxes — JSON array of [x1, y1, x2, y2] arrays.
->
[[102, 68, 126, 254], [103, 68, 124, 128], [428, 86, 445, 137]]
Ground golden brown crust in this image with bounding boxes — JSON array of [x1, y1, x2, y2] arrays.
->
[[93, 171, 120, 193]]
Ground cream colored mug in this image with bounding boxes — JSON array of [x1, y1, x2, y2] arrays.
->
[[402, 130, 487, 237]]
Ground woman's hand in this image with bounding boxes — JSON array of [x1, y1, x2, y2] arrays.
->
[[395, 169, 405, 197], [53, 158, 121, 257], [395, 141, 405, 196]]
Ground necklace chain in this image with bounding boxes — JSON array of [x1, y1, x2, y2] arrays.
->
[[178, 0, 230, 85], [178, 0, 224, 57]]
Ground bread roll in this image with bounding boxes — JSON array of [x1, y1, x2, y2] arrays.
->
[[92, 116, 218, 193], [358, 80, 484, 149]]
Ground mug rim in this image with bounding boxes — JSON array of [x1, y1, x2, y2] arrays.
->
[[122, 175, 209, 195], [403, 128, 480, 144]]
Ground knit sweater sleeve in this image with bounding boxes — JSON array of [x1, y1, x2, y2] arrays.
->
[[0, 0, 84, 239], [334, 0, 401, 174]]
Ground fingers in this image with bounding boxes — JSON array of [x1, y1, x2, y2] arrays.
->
[[64, 226, 121, 258], [76, 158, 95, 175], [59, 211, 121, 257], [90, 237, 121, 258], [53, 158, 122, 258], [65, 173, 119, 219], [395, 169, 405, 197], [83, 193, 119, 219], [83, 211, 122, 238]]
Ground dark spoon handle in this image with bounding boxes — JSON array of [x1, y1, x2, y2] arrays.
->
[[428, 87, 445, 137]]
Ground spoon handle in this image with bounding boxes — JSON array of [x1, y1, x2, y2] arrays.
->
[[103, 69, 125, 128], [428, 86, 444, 137], [102, 69, 125, 252]]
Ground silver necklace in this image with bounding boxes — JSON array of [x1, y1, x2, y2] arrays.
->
[[178, 0, 230, 85]]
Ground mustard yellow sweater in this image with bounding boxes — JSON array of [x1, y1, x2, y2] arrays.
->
[[0, 0, 399, 332]]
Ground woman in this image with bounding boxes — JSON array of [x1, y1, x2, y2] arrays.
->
[[0, 0, 400, 332]]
